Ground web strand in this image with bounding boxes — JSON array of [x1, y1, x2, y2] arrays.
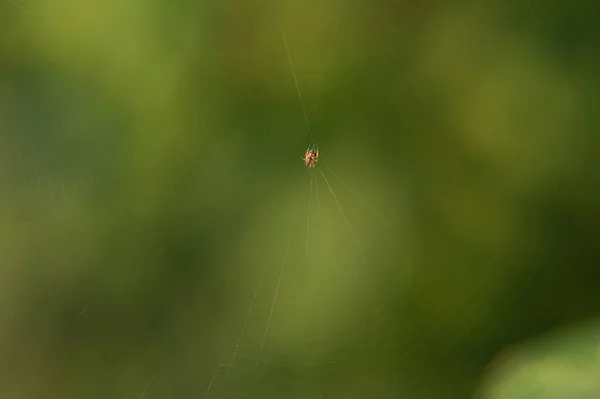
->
[[204, 255, 264, 399], [314, 172, 323, 238], [220, 268, 265, 396], [322, 161, 386, 224], [137, 375, 155, 399], [319, 169, 362, 252], [256, 238, 292, 367], [202, 371, 219, 399], [305, 172, 313, 258], [280, 28, 311, 135]]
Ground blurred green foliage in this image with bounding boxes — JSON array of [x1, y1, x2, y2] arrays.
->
[[1, 1, 600, 398]]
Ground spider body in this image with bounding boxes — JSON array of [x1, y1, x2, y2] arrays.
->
[[302, 147, 319, 168]]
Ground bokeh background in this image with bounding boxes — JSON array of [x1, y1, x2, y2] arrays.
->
[[2, 1, 600, 398]]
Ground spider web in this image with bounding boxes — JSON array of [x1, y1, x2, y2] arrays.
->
[[196, 15, 401, 398], [198, 155, 397, 399], [0, 117, 401, 399], [5, 1, 595, 397], [1, 3, 408, 398]]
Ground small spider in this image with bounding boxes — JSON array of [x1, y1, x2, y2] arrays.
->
[[302, 147, 319, 168]]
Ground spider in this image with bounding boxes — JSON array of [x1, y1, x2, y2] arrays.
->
[[302, 147, 319, 168]]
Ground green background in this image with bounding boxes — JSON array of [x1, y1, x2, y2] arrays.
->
[[2, 1, 600, 398]]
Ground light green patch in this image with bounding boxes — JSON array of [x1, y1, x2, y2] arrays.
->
[[482, 320, 600, 399]]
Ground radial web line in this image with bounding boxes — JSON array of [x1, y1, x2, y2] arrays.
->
[[314, 171, 323, 237], [322, 161, 386, 224], [137, 375, 155, 399], [203, 256, 265, 399], [202, 370, 219, 399], [256, 238, 293, 367], [305, 172, 313, 258], [319, 169, 361, 251], [219, 270, 266, 397], [280, 28, 311, 134]]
